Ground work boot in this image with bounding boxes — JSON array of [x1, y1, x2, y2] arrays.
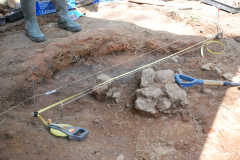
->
[[52, 0, 82, 32], [20, 0, 46, 42]]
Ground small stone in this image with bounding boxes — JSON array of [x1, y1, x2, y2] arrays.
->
[[111, 135, 114, 137], [135, 98, 158, 114], [203, 88, 211, 93], [136, 86, 164, 99], [115, 98, 120, 104], [214, 67, 222, 76], [112, 92, 121, 98], [200, 29, 203, 33], [141, 68, 156, 87], [177, 68, 183, 74], [181, 113, 190, 122], [201, 63, 212, 71], [116, 154, 124, 160], [107, 104, 110, 108], [157, 98, 171, 111], [125, 104, 132, 108], [165, 83, 188, 106], [171, 57, 178, 63], [223, 73, 233, 81], [36, 49, 43, 53], [155, 70, 175, 84], [93, 118, 101, 123]]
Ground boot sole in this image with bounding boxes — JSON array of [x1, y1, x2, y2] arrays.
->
[[25, 32, 46, 43], [58, 24, 82, 32]]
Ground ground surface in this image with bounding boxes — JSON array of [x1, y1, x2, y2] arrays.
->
[[1, 1, 240, 160]]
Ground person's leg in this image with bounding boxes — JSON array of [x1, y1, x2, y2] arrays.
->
[[20, 0, 46, 42], [52, 0, 82, 32]]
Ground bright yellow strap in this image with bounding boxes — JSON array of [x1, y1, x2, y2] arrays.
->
[[201, 40, 225, 58]]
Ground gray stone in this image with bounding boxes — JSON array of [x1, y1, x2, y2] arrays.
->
[[201, 63, 212, 71], [106, 88, 113, 97], [171, 57, 178, 63], [214, 67, 222, 76], [155, 70, 175, 84], [112, 92, 121, 98], [223, 73, 233, 81], [157, 98, 171, 111], [165, 83, 188, 106], [140, 68, 156, 87], [135, 97, 158, 114], [116, 154, 124, 160], [93, 74, 112, 100], [136, 86, 164, 99], [203, 88, 211, 93], [177, 68, 183, 75], [115, 98, 120, 104]]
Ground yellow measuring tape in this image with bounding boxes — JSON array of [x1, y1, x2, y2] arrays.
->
[[35, 33, 225, 124], [201, 40, 225, 58]]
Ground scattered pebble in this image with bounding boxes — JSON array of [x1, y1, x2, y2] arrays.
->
[[171, 57, 178, 63], [177, 68, 183, 74], [223, 73, 233, 81], [203, 88, 211, 93], [200, 29, 203, 33], [116, 154, 124, 160], [125, 104, 132, 108], [201, 63, 212, 71], [214, 67, 222, 76], [107, 104, 110, 108]]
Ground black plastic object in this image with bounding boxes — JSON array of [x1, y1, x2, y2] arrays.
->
[[202, 0, 240, 13], [6, 10, 24, 22], [0, 17, 6, 26], [47, 124, 89, 141]]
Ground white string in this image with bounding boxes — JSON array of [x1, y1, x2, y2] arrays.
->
[[62, 44, 204, 106], [0, 35, 193, 116]]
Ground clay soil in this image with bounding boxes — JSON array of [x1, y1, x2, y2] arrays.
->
[[1, 1, 240, 160]]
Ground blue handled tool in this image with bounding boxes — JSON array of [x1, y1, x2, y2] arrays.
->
[[175, 74, 240, 87]]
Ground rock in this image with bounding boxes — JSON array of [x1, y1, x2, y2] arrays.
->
[[36, 49, 43, 53], [235, 36, 240, 42], [223, 73, 233, 81], [116, 154, 124, 160], [136, 86, 164, 99], [157, 98, 171, 111], [200, 29, 203, 33], [181, 113, 190, 122], [140, 68, 156, 87], [165, 83, 188, 106], [171, 57, 178, 63], [106, 89, 113, 98], [93, 74, 112, 100], [115, 98, 120, 104], [135, 97, 158, 114], [155, 70, 175, 84], [203, 88, 211, 93], [201, 63, 212, 71], [214, 67, 221, 76], [125, 104, 132, 108], [177, 68, 183, 74], [112, 92, 121, 98]]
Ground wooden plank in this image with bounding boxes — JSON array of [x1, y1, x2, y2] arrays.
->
[[129, 0, 165, 6]]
